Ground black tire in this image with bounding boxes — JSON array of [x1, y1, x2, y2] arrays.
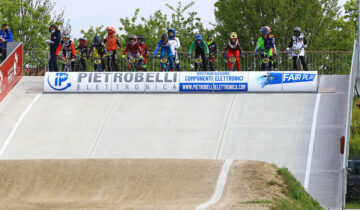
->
[[296, 57, 301, 70]]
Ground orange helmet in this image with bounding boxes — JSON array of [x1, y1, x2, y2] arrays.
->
[[107, 27, 116, 35]]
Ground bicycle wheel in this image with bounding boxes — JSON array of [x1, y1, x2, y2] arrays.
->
[[296, 57, 301, 70]]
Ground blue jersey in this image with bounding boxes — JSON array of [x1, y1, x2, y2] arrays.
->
[[153, 40, 175, 56], [0, 30, 13, 49]]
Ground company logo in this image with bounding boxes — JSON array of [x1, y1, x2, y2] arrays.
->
[[47, 72, 72, 91], [256, 72, 282, 88], [7, 53, 21, 84], [283, 73, 316, 83]]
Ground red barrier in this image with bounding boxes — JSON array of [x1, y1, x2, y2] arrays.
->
[[0, 43, 23, 103]]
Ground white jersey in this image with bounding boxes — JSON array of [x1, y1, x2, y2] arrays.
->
[[291, 34, 307, 56], [167, 40, 177, 55], [171, 37, 180, 63], [173, 37, 181, 49]]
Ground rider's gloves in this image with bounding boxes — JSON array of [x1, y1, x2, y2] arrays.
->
[[223, 53, 227, 58], [122, 55, 126, 59], [187, 54, 191, 58], [139, 55, 143, 59], [240, 54, 244, 58], [286, 47, 290, 52]]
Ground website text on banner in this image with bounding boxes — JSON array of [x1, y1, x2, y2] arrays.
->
[[0, 43, 23, 102], [44, 71, 318, 93]]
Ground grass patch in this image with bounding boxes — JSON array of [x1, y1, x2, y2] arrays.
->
[[271, 168, 323, 210], [241, 200, 273, 204], [350, 98, 360, 158], [268, 180, 276, 186], [347, 201, 360, 209]]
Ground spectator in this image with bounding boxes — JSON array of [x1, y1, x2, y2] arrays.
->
[[0, 24, 13, 62], [47, 24, 61, 72]]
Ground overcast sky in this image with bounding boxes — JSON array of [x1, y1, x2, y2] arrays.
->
[[54, 0, 348, 39]]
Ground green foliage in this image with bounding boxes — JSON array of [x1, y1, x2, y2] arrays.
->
[[344, 0, 357, 36], [350, 99, 360, 158], [268, 180, 276, 186], [0, 0, 66, 51], [273, 168, 323, 210], [78, 25, 108, 46], [79, 1, 209, 52], [214, 0, 353, 51], [118, 8, 170, 50], [165, 1, 207, 51]]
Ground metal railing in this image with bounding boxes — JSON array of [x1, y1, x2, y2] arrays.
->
[[23, 51, 352, 75], [343, 41, 358, 209], [24, 51, 48, 75]]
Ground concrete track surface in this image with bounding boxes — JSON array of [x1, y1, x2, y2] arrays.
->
[[0, 76, 349, 209]]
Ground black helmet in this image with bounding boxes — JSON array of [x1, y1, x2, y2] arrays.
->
[[294, 27, 301, 37], [138, 35, 145, 43], [93, 35, 101, 45], [207, 34, 214, 41], [161, 33, 168, 44]]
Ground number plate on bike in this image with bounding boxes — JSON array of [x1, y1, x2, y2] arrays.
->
[[229, 57, 237, 62], [294, 49, 301, 54], [160, 58, 168, 63], [195, 58, 202, 63], [62, 59, 69, 64], [128, 58, 136, 63], [94, 59, 101, 64], [263, 58, 270, 63]]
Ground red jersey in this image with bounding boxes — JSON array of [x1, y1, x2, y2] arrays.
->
[[139, 43, 149, 58], [56, 40, 76, 58], [123, 43, 142, 55]]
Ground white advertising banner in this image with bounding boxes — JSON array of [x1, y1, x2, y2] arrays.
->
[[111, 72, 145, 92], [179, 72, 214, 92], [144, 72, 179, 93], [77, 72, 112, 92], [282, 71, 318, 92], [43, 71, 318, 93], [44, 72, 78, 93], [213, 71, 248, 92], [248, 71, 283, 92]]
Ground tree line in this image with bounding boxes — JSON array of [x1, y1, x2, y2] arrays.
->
[[0, 0, 357, 52]]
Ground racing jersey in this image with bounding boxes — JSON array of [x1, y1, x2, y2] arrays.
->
[[87, 44, 107, 59], [188, 41, 209, 54], [255, 35, 277, 55], [104, 36, 121, 51], [123, 43, 142, 55], [139, 43, 149, 58], [56, 40, 76, 59]]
